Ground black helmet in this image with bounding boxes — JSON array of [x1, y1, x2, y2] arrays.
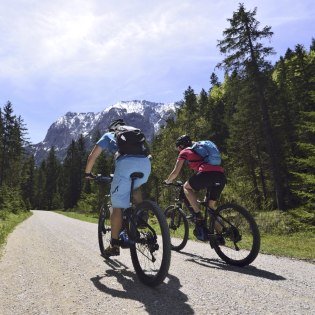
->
[[175, 135, 192, 148], [108, 118, 125, 131]]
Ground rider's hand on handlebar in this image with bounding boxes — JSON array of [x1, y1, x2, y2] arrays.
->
[[85, 172, 96, 179]]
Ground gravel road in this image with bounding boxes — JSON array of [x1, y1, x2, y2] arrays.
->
[[0, 210, 314, 315]]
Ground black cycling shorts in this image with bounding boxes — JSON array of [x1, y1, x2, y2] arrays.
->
[[188, 171, 226, 201]]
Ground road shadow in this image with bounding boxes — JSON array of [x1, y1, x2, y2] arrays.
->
[[178, 251, 286, 281], [91, 259, 194, 315]]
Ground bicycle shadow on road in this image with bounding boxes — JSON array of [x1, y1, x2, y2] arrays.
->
[[178, 251, 286, 281], [90, 259, 194, 314]]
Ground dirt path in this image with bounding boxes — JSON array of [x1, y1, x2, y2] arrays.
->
[[0, 210, 314, 315]]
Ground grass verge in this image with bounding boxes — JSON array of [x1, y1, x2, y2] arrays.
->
[[55, 211, 99, 223], [0, 211, 33, 255], [259, 232, 314, 261], [56, 210, 314, 262]]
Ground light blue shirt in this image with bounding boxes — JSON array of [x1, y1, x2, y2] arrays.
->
[[96, 132, 117, 154]]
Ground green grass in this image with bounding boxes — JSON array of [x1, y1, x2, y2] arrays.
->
[[55, 210, 99, 223], [167, 223, 314, 261], [55, 210, 315, 262], [0, 211, 33, 255], [260, 232, 314, 261]]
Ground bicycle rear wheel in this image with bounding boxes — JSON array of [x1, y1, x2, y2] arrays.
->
[[209, 203, 260, 267], [164, 205, 189, 251], [98, 204, 111, 257], [130, 200, 171, 287]]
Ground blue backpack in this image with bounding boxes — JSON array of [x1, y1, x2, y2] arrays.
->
[[191, 140, 221, 165]]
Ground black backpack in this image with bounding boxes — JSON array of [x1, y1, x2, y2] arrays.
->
[[114, 125, 148, 155]]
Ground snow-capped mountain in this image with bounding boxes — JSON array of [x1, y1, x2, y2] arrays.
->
[[30, 100, 180, 164]]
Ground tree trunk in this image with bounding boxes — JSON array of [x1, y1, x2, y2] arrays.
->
[[255, 81, 285, 210]]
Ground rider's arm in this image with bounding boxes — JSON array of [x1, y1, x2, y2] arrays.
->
[[165, 159, 185, 184], [85, 145, 103, 176]]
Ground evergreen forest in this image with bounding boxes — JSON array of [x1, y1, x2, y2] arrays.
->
[[1, 4, 314, 236]]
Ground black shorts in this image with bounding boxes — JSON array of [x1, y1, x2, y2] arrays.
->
[[188, 171, 226, 201]]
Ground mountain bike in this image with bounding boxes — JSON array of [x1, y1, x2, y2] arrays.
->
[[164, 181, 260, 267], [95, 172, 171, 287]]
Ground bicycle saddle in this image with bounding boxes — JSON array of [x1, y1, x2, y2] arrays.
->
[[130, 172, 144, 179]]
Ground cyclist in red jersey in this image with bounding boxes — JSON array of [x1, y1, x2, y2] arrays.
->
[[164, 135, 226, 221]]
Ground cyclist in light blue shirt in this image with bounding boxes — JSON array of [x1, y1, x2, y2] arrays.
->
[[96, 131, 117, 154], [85, 119, 151, 257]]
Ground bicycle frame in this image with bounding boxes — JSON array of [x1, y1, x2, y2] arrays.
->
[[96, 173, 157, 248], [165, 182, 215, 222], [164, 182, 232, 237], [96, 174, 171, 286], [164, 182, 260, 265]]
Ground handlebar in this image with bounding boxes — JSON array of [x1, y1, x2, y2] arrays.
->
[[91, 174, 113, 184]]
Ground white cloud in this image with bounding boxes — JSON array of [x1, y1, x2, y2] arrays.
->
[[2, 0, 313, 79], [0, 0, 314, 143]]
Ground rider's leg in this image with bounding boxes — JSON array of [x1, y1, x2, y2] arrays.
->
[[107, 156, 151, 254], [206, 172, 227, 233], [183, 181, 200, 214], [185, 172, 214, 219], [102, 207, 121, 256], [110, 208, 123, 240], [183, 181, 204, 223]]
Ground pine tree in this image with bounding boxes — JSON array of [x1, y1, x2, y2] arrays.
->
[[198, 89, 209, 114], [182, 86, 198, 136], [217, 3, 285, 209], [284, 48, 294, 60], [288, 44, 314, 112], [290, 111, 315, 208], [20, 155, 36, 209], [226, 77, 267, 208], [34, 160, 47, 209], [45, 147, 61, 210], [210, 72, 220, 88], [273, 43, 315, 207], [76, 134, 87, 194], [62, 139, 90, 210], [0, 109, 3, 185], [0, 102, 16, 186], [207, 84, 228, 150]]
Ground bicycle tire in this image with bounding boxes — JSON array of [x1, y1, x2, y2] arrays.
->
[[98, 204, 111, 257], [130, 200, 171, 287], [164, 205, 189, 251], [209, 203, 260, 267]]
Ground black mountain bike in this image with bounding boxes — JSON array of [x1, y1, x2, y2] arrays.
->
[[164, 181, 260, 267], [95, 172, 171, 287]]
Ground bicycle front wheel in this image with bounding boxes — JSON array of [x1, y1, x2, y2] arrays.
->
[[164, 205, 189, 251], [210, 203, 260, 267], [98, 204, 111, 257], [130, 200, 171, 287]]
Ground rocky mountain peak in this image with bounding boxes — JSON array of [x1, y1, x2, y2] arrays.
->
[[30, 100, 180, 164]]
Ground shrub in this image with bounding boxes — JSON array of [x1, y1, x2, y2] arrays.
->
[[0, 186, 27, 215]]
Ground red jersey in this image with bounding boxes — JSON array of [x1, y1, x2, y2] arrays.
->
[[177, 148, 224, 173]]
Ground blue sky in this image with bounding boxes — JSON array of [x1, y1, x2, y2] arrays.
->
[[0, 0, 314, 144]]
